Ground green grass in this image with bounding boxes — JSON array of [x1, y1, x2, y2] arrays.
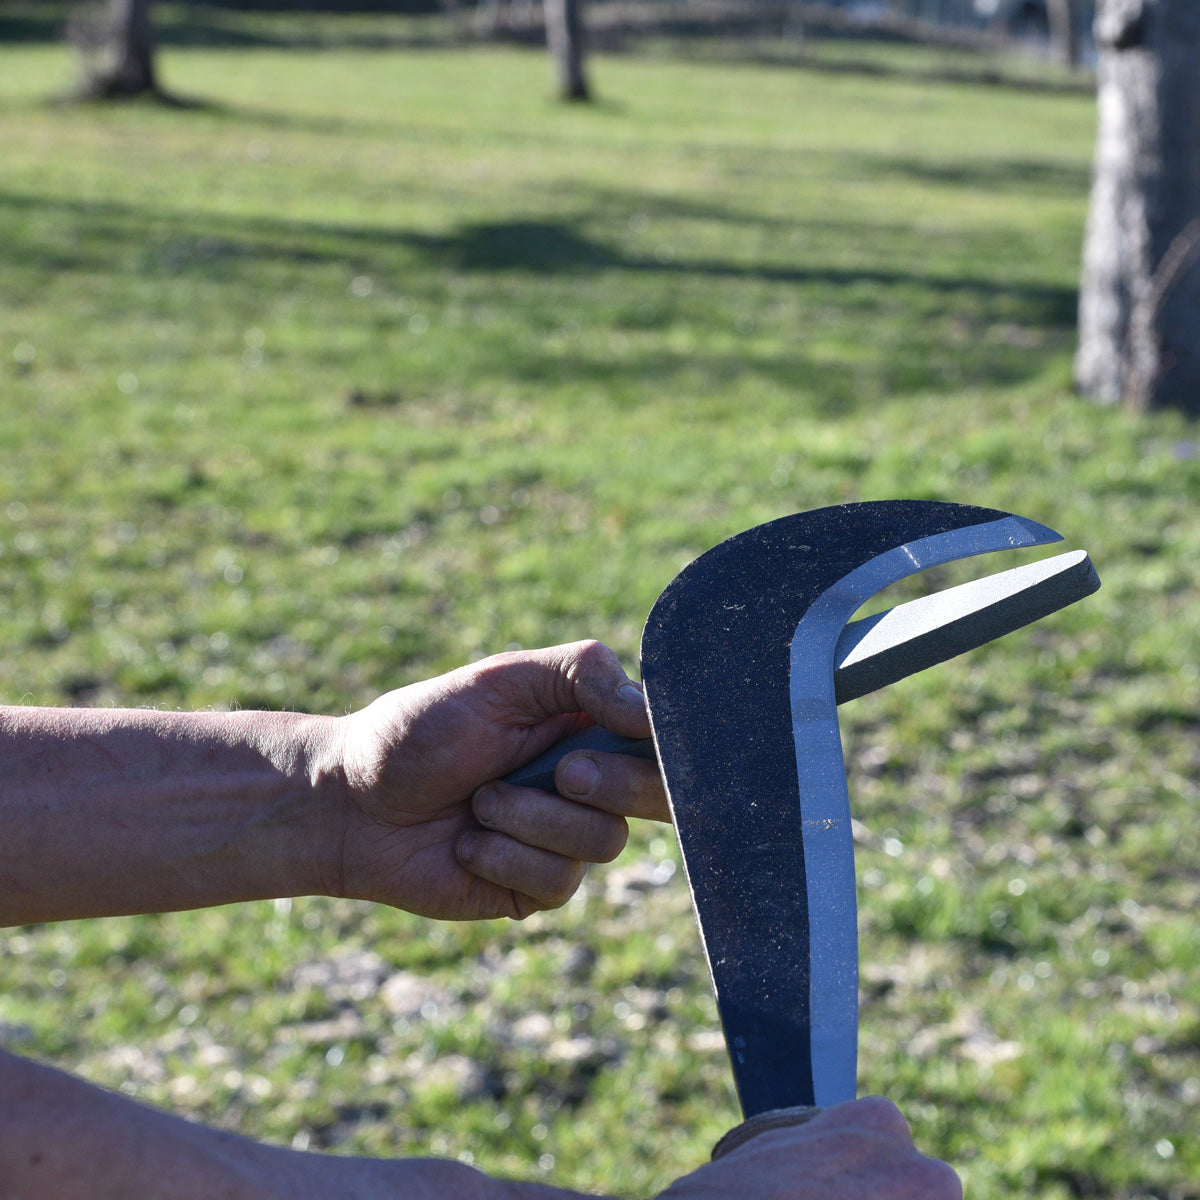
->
[[0, 25, 1197, 1200]]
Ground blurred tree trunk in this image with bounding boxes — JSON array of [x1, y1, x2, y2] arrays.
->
[[70, 0, 159, 99], [1046, 0, 1080, 67], [782, 0, 804, 46], [1075, 0, 1200, 413], [544, 0, 589, 101]]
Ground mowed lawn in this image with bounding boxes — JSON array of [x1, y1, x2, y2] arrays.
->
[[0, 24, 1197, 1199]]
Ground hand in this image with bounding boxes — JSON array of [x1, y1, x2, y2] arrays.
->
[[655, 1099, 962, 1200], [327, 641, 668, 921]]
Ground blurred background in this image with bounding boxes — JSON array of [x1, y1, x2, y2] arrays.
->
[[0, 1, 1197, 1196]]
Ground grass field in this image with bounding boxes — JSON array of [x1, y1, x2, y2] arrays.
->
[[0, 17, 1197, 1199]]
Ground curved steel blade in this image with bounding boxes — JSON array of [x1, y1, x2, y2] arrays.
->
[[501, 549, 1099, 793], [640, 501, 1063, 1116]]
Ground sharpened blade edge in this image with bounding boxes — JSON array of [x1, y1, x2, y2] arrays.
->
[[832, 549, 1100, 704], [790, 516, 1067, 1109]]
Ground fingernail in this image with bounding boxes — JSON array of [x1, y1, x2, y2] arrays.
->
[[474, 786, 498, 824], [618, 681, 644, 705], [457, 831, 477, 860], [561, 754, 600, 798]]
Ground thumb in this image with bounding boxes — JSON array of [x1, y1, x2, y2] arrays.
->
[[540, 640, 651, 738]]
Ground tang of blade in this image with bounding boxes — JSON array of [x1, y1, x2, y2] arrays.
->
[[639, 501, 1071, 1117]]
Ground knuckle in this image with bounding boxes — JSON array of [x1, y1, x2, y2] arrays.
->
[[850, 1096, 911, 1140], [565, 639, 618, 688], [571, 637, 608, 665], [464, 649, 514, 684]]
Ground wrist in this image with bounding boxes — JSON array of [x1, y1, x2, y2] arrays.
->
[[284, 711, 354, 901], [0, 706, 361, 925]]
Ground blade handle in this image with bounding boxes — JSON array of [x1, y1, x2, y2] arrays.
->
[[501, 726, 652, 792], [712, 1106, 824, 1159]]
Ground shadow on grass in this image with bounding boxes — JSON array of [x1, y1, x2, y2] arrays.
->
[[790, 50, 1095, 95], [0, 184, 1078, 309], [409, 218, 1076, 325], [184, 93, 1095, 199], [0, 186, 1077, 411], [49, 85, 222, 110], [0, 12, 62, 43], [855, 153, 1091, 196], [656, 39, 1096, 96]]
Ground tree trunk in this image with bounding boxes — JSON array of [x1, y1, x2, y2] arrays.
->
[[71, 0, 158, 99], [782, 0, 805, 46], [544, 0, 589, 102], [1075, 0, 1200, 414], [1046, 0, 1080, 68]]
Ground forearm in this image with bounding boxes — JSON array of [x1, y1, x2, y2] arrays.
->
[[0, 1047, 295, 1200], [0, 706, 344, 925], [0, 1050, 612, 1200]]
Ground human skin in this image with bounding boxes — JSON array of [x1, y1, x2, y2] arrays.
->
[[0, 1051, 959, 1200], [0, 641, 665, 926], [0, 640, 961, 1200]]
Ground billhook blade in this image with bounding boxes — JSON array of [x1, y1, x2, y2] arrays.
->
[[503, 548, 1099, 793], [639, 503, 1096, 1115]]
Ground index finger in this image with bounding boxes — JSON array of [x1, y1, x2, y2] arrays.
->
[[556, 748, 670, 823]]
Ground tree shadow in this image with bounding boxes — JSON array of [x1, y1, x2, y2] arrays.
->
[[786, 50, 1094, 96], [0, 9, 63, 43], [155, 92, 1091, 206], [0, 185, 1078, 413], [49, 84, 219, 110], [652, 38, 1095, 96], [407, 215, 1074, 323]]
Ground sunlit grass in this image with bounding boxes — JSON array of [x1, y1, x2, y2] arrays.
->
[[0, 27, 1197, 1199]]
